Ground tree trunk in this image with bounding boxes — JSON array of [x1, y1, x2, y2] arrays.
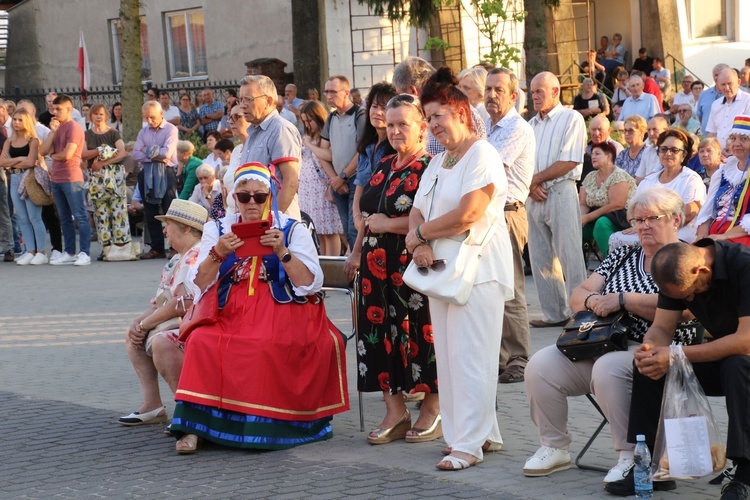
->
[[523, 0, 548, 86], [119, 0, 142, 142]]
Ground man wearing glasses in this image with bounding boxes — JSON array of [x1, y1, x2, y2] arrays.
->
[[672, 75, 696, 110], [318, 75, 366, 249], [238, 75, 301, 220]]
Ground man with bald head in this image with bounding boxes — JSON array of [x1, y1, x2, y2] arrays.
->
[[706, 67, 750, 148], [526, 72, 587, 328], [696, 63, 730, 135], [618, 75, 661, 121], [579, 114, 625, 184]]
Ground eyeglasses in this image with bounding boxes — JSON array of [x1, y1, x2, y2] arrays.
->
[[235, 191, 270, 205], [227, 113, 243, 124], [240, 95, 267, 105], [387, 94, 421, 108], [628, 214, 668, 227], [417, 259, 447, 275], [623, 128, 638, 134], [678, 109, 691, 113], [658, 146, 686, 155]]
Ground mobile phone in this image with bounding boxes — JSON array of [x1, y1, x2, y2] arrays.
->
[[231, 220, 272, 257]]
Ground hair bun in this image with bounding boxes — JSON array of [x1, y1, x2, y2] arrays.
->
[[433, 67, 459, 86]]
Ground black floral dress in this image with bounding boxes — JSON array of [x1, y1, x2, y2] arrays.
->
[[357, 153, 436, 395]]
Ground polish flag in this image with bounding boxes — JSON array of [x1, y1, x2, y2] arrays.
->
[[77, 30, 91, 99]]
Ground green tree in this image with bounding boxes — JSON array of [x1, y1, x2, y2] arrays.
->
[[119, 0, 142, 142]]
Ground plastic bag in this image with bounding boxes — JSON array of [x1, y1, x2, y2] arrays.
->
[[652, 346, 726, 480]]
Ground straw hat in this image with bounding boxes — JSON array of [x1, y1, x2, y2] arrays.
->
[[155, 199, 208, 232]]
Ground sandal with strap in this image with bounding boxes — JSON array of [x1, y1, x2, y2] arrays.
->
[[175, 434, 202, 455], [436, 454, 483, 471]]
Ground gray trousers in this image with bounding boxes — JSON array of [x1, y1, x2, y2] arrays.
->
[[527, 180, 587, 322], [0, 172, 14, 252], [500, 206, 531, 369]]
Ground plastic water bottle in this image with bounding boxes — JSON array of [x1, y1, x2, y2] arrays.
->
[[634, 434, 654, 499]]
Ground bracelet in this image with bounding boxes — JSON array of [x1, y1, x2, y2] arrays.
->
[[209, 246, 227, 263], [583, 292, 599, 311], [139, 320, 145, 332], [619, 292, 626, 311], [415, 224, 428, 244], [353, 212, 363, 220]]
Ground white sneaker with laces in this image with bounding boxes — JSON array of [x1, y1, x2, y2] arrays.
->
[[49, 250, 63, 263], [29, 253, 49, 265], [73, 252, 91, 266], [15, 253, 34, 266], [604, 457, 634, 483], [50, 253, 77, 265], [523, 446, 572, 477]]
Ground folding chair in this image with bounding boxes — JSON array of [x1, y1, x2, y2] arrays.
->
[[319, 256, 364, 431], [575, 393, 609, 472]]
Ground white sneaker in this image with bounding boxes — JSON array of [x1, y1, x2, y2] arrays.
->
[[15, 253, 34, 266], [49, 250, 63, 263], [50, 253, 77, 265], [523, 446, 572, 477], [604, 457, 634, 483], [29, 253, 49, 265], [73, 252, 91, 266]]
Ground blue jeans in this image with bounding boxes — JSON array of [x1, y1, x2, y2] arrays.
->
[[333, 177, 357, 249], [51, 181, 90, 255], [10, 173, 45, 252]]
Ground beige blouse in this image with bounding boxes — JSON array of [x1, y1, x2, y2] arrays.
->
[[582, 167, 636, 208]]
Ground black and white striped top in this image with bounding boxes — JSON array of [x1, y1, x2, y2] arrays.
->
[[595, 245, 699, 345]]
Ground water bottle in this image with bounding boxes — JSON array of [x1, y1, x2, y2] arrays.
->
[[634, 434, 654, 499]]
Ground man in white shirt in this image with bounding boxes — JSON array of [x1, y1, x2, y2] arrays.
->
[[671, 74, 696, 110], [707, 68, 750, 148], [159, 91, 181, 126], [484, 68, 535, 383], [276, 96, 297, 125]]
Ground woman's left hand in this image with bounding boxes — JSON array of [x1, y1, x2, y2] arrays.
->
[[365, 213, 390, 234], [587, 293, 621, 317], [405, 229, 422, 253], [261, 228, 286, 256], [91, 160, 104, 172]]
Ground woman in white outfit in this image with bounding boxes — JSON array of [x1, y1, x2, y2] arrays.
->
[[523, 186, 700, 483], [405, 67, 514, 471]]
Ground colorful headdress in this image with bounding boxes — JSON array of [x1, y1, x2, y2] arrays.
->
[[234, 162, 272, 189], [730, 116, 750, 137]]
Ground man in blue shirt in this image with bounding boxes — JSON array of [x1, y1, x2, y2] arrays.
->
[[696, 63, 730, 135]]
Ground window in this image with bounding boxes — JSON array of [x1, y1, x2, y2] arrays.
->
[[109, 17, 152, 83], [684, 0, 731, 40], [165, 9, 207, 80]]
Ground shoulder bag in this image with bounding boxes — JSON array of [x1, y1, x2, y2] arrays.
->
[[402, 170, 497, 306]]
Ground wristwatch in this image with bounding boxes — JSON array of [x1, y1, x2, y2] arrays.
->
[[281, 251, 292, 263], [339, 172, 348, 180]]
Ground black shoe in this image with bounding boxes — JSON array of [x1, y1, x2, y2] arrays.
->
[[604, 467, 677, 496], [722, 480, 750, 500], [3, 251, 14, 262]]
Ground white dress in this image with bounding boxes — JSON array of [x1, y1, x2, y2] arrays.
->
[[412, 140, 513, 459]]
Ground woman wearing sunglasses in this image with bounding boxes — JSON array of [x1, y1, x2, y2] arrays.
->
[[171, 163, 349, 455], [352, 92, 438, 446], [405, 68, 514, 471]]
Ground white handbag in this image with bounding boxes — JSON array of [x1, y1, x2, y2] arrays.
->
[[402, 171, 497, 306]]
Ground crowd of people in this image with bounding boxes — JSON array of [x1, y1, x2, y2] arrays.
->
[[5, 45, 750, 499]]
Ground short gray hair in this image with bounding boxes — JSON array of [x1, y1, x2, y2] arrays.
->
[[627, 186, 685, 228], [392, 56, 435, 94], [142, 100, 163, 113], [176, 140, 194, 154], [457, 67, 487, 96], [240, 75, 278, 101], [196, 164, 215, 178], [487, 68, 519, 94]]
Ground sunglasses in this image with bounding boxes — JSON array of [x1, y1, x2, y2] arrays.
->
[[387, 93, 421, 108], [417, 259, 447, 275], [235, 191, 270, 205]]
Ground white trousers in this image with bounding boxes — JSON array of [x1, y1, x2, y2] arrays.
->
[[525, 343, 637, 452], [431, 281, 504, 459]]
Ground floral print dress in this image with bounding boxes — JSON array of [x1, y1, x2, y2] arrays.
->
[[356, 153, 436, 395]]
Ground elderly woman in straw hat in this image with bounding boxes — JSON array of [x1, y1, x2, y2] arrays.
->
[[170, 162, 349, 455], [118, 199, 207, 427]]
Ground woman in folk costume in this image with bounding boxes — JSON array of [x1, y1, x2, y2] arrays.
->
[[172, 162, 349, 454]]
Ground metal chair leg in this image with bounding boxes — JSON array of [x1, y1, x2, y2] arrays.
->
[[575, 394, 609, 472], [352, 272, 364, 432]]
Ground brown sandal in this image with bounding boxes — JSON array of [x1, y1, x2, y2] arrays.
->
[[175, 434, 201, 455]]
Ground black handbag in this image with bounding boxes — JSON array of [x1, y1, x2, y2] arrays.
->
[[556, 310, 631, 361]]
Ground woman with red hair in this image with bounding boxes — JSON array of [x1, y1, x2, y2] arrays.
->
[[405, 67, 514, 471]]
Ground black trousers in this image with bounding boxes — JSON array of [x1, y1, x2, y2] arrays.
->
[[41, 204, 63, 252], [627, 355, 750, 461], [138, 167, 176, 254]]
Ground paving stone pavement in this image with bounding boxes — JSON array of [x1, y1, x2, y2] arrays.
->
[[0, 246, 725, 498]]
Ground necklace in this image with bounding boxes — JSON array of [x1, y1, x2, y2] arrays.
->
[[392, 151, 421, 172], [444, 137, 471, 168]]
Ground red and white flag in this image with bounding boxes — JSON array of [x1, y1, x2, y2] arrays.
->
[[77, 30, 91, 96]]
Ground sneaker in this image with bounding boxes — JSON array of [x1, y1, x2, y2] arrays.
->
[[29, 253, 49, 265], [50, 253, 77, 266], [523, 446, 572, 477], [722, 479, 750, 500], [73, 252, 91, 266], [15, 252, 34, 266], [49, 250, 63, 263], [604, 457, 634, 483], [605, 466, 677, 496]]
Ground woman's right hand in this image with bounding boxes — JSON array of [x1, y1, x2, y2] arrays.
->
[[127, 320, 146, 349], [344, 251, 360, 282], [215, 231, 242, 257], [411, 244, 435, 268]]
